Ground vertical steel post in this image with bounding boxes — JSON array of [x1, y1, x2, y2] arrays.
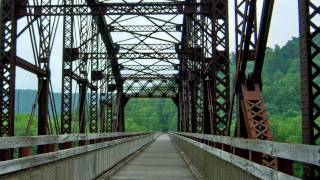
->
[[195, 82, 204, 133], [37, 0, 52, 154], [116, 92, 127, 132], [78, 9, 89, 139], [106, 92, 113, 132], [233, 0, 257, 137], [299, 0, 320, 179], [0, 0, 17, 160], [89, 22, 99, 133], [190, 81, 197, 133], [203, 79, 212, 134], [38, 78, 49, 151], [61, 0, 74, 149], [79, 84, 87, 134], [90, 87, 98, 133], [106, 80, 114, 132], [211, 0, 230, 135], [177, 78, 183, 132]]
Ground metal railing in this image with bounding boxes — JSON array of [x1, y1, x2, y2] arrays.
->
[[0, 132, 159, 177], [174, 132, 320, 166], [170, 133, 320, 180]]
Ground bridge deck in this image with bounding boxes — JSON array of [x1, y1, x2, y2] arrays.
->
[[110, 134, 196, 180]]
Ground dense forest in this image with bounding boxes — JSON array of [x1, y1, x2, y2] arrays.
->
[[15, 37, 303, 144]]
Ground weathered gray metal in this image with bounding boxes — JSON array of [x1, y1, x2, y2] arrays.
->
[[0, 133, 160, 179], [175, 132, 320, 166], [0, 132, 144, 149], [170, 133, 299, 180]]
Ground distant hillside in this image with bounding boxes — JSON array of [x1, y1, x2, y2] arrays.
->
[[14, 89, 177, 132], [15, 89, 62, 114]]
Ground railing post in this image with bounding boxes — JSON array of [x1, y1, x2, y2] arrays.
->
[[19, 147, 32, 158]]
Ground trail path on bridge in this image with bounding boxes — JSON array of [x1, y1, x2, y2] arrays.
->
[[110, 134, 196, 180]]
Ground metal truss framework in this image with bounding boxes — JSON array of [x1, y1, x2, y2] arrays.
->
[[229, 0, 278, 171], [0, 1, 318, 178], [17, 2, 213, 16], [0, 0, 17, 160], [299, 0, 320, 178]]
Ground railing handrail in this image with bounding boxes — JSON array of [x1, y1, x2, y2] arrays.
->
[[0, 132, 148, 149], [170, 133, 299, 180], [174, 132, 320, 166], [0, 133, 159, 175]]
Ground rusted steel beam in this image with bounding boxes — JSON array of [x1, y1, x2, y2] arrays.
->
[[253, 0, 274, 86], [119, 44, 176, 51], [37, 0, 52, 154], [37, 78, 50, 153], [109, 25, 182, 32], [37, 0, 52, 151], [17, 2, 213, 16], [190, 81, 197, 133], [228, 0, 283, 171], [79, 84, 87, 146], [16, 56, 47, 77], [240, 84, 276, 168], [299, 0, 320, 179], [117, 93, 128, 132], [203, 79, 212, 134], [90, 21, 99, 133], [64, 71, 96, 90], [60, 0, 74, 136], [0, 0, 18, 161]]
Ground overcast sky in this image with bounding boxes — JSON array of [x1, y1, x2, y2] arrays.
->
[[15, 0, 299, 92]]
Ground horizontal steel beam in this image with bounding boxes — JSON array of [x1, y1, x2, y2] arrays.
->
[[17, 3, 212, 16], [123, 65, 176, 71], [118, 44, 177, 50], [16, 56, 47, 77], [124, 78, 177, 98], [118, 53, 179, 59], [125, 94, 177, 98], [64, 71, 97, 89], [80, 53, 182, 59], [122, 74, 177, 80], [110, 25, 182, 32]]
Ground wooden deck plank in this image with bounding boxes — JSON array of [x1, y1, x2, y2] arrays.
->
[[110, 134, 196, 180]]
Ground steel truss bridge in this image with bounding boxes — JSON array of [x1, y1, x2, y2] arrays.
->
[[0, 0, 319, 179]]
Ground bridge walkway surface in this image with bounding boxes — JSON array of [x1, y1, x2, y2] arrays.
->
[[109, 134, 196, 180]]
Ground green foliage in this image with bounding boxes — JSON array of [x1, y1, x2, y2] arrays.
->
[[15, 114, 37, 136], [125, 98, 177, 132], [261, 38, 303, 144], [269, 113, 301, 143]]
